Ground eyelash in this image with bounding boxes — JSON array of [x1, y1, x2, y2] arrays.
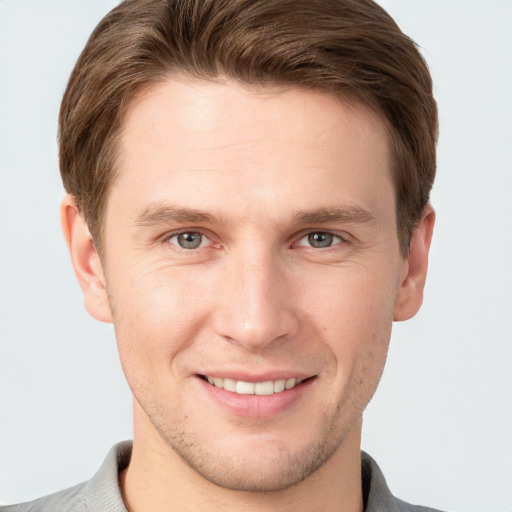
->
[[295, 232, 345, 250], [165, 230, 350, 252], [166, 231, 211, 251]]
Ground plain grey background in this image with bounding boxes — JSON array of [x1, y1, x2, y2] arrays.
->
[[0, 1, 511, 511]]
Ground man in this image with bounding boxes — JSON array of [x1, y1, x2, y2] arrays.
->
[[2, 0, 440, 510]]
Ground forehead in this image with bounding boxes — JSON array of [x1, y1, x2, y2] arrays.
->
[[120, 78, 389, 163], [109, 78, 393, 226]]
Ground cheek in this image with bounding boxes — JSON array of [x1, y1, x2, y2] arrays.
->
[[306, 262, 398, 333], [106, 266, 213, 377], [304, 265, 396, 382]]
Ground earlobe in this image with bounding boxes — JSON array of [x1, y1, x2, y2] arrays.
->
[[393, 206, 435, 322], [60, 195, 113, 323]]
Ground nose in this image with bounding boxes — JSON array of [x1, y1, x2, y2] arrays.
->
[[213, 247, 300, 350]]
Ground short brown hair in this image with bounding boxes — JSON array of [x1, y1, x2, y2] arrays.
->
[[59, 0, 438, 255]]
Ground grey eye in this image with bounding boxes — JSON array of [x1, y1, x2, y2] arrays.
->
[[174, 232, 204, 249], [307, 232, 335, 248]]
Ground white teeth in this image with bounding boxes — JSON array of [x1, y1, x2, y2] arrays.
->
[[236, 381, 255, 394], [255, 381, 274, 395], [206, 376, 305, 395], [285, 378, 296, 389], [273, 379, 286, 393], [223, 378, 236, 392]]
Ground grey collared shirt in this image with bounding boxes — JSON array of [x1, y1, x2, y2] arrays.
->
[[1, 442, 445, 511]]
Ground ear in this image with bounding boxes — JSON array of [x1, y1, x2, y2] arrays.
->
[[60, 195, 113, 323], [393, 205, 435, 321]]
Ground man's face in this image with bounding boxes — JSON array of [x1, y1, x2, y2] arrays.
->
[[93, 79, 411, 491]]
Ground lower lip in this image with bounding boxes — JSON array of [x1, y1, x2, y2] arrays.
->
[[196, 377, 315, 418]]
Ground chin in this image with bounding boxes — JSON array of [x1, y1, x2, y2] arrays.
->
[[156, 415, 349, 493], [176, 445, 332, 492]]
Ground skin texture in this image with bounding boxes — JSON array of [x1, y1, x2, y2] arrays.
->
[[62, 78, 434, 512]]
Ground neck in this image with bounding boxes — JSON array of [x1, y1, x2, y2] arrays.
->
[[121, 404, 364, 512]]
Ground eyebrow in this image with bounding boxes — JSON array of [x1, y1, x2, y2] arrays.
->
[[134, 203, 376, 228], [135, 204, 216, 226], [292, 207, 376, 225]]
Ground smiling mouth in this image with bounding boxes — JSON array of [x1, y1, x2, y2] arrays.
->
[[200, 375, 312, 395]]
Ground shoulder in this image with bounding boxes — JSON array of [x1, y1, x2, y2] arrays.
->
[[362, 452, 448, 512], [1, 441, 131, 512], [0, 482, 87, 512], [392, 498, 448, 512]]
